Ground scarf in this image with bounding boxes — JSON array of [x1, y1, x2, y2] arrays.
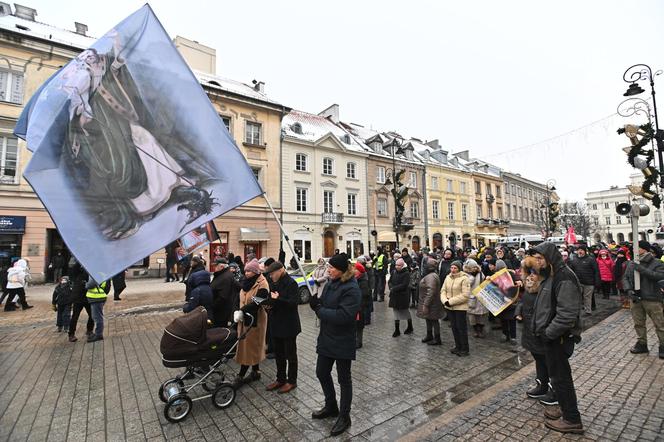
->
[[242, 273, 260, 292]]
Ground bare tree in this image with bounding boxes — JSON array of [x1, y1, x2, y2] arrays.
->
[[559, 201, 599, 240]]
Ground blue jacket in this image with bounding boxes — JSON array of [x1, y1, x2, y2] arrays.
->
[[183, 269, 214, 322], [316, 270, 361, 360]]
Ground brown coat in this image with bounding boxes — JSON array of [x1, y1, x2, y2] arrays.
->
[[235, 274, 269, 366]]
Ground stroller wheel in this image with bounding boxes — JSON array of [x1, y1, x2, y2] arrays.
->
[[164, 393, 192, 423], [212, 382, 236, 409], [158, 378, 184, 403], [201, 370, 224, 392]]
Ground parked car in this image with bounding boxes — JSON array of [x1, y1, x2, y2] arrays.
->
[[288, 263, 317, 304]]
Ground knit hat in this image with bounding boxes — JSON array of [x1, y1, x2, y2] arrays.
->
[[495, 259, 507, 271], [265, 261, 284, 274], [395, 258, 406, 269], [215, 257, 228, 265], [463, 258, 480, 271], [264, 257, 276, 267], [244, 258, 261, 274], [451, 260, 463, 271], [638, 240, 652, 252], [577, 244, 588, 252], [354, 262, 366, 273], [393, 252, 401, 260], [356, 256, 367, 264], [329, 253, 349, 272]]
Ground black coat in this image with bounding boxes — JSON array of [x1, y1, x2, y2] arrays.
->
[[268, 272, 301, 338], [210, 267, 239, 327], [69, 263, 89, 305], [183, 269, 214, 322], [388, 268, 411, 310], [356, 273, 371, 328], [516, 289, 546, 354], [438, 259, 453, 282], [317, 273, 361, 360], [568, 254, 600, 286], [623, 252, 664, 302], [52, 283, 73, 306]]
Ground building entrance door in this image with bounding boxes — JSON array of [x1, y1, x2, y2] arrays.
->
[[323, 231, 335, 257], [244, 242, 261, 262]]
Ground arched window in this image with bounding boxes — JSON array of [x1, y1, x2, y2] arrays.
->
[[411, 235, 420, 252], [295, 153, 307, 171], [433, 232, 443, 249], [617, 233, 625, 243]]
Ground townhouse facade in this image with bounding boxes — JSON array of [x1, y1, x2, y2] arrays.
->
[[502, 171, 552, 236]]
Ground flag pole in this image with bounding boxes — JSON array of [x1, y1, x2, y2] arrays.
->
[[262, 194, 315, 299]]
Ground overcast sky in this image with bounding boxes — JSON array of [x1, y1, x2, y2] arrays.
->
[[29, 0, 664, 201]]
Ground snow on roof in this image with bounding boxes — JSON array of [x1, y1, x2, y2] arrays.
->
[[0, 13, 95, 50], [194, 70, 284, 107], [283, 110, 367, 153]]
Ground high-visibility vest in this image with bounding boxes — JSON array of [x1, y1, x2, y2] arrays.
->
[[86, 281, 108, 301], [375, 254, 385, 271]]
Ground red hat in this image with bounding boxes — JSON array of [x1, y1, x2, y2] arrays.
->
[[354, 262, 366, 273]]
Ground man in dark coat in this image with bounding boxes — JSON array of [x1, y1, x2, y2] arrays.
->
[[111, 270, 127, 301], [210, 258, 239, 327], [183, 258, 213, 323], [309, 253, 361, 437], [67, 260, 94, 342], [622, 241, 664, 359], [265, 261, 301, 393], [438, 249, 454, 282], [529, 243, 584, 435], [567, 244, 599, 316]]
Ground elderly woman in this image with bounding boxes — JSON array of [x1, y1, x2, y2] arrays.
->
[[388, 258, 413, 337], [441, 260, 471, 356], [417, 257, 443, 345], [312, 258, 329, 297], [465, 259, 488, 338], [233, 258, 269, 388]]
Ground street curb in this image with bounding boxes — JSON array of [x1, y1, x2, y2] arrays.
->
[[398, 308, 627, 441]]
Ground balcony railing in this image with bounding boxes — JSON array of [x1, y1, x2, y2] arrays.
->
[[322, 212, 344, 224], [476, 218, 510, 226], [402, 217, 414, 226]]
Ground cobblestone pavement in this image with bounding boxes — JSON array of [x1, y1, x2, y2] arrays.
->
[[401, 308, 664, 442], [0, 281, 626, 442]]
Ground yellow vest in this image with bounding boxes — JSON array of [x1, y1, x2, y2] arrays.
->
[[375, 254, 385, 271], [86, 281, 108, 301]]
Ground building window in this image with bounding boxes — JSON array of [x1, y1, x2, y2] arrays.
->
[[376, 166, 385, 184], [431, 176, 438, 190], [507, 205, 511, 218], [519, 207, 524, 220], [499, 207, 504, 219], [0, 70, 24, 104], [293, 239, 312, 262], [528, 189, 532, 200], [513, 205, 517, 218], [486, 183, 492, 195], [460, 182, 467, 194], [0, 136, 18, 182], [616, 216, 622, 225], [605, 216, 611, 225], [604, 202, 610, 209], [347, 193, 357, 215], [377, 198, 387, 216], [476, 204, 482, 218], [505, 182, 510, 194], [448, 202, 455, 220], [295, 153, 307, 171], [322, 157, 334, 176], [475, 181, 481, 194], [592, 203, 597, 210], [447, 179, 453, 192], [409, 171, 417, 188], [529, 208, 534, 222], [245, 121, 262, 145], [410, 201, 420, 218], [488, 205, 494, 218], [432, 200, 440, 219], [496, 185, 502, 198], [296, 188, 307, 212], [462, 204, 468, 221], [220, 115, 231, 133], [524, 209, 529, 222], [511, 184, 515, 195], [346, 162, 356, 179], [323, 190, 334, 213]]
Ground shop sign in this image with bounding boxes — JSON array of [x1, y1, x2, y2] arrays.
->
[[0, 216, 26, 233]]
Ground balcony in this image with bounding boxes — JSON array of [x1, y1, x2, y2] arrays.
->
[[322, 212, 344, 224]]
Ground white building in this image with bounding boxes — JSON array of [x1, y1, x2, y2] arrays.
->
[[281, 110, 369, 261], [585, 174, 663, 243]]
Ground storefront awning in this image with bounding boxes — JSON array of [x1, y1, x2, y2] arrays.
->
[[377, 231, 397, 242], [239, 227, 270, 242]]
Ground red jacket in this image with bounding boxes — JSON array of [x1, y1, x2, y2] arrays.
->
[[596, 256, 615, 282]]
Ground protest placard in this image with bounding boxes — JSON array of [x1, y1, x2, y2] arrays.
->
[[472, 268, 519, 316]]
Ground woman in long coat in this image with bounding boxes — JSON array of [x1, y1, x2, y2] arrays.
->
[[464, 259, 488, 338], [417, 257, 443, 345], [440, 261, 471, 356], [234, 258, 269, 387], [388, 258, 413, 337]]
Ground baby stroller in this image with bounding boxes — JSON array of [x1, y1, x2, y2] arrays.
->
[[158, 298, 262, 423]]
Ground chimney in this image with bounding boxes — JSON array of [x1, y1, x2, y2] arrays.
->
[[426, 139, 441, 150], [453, 150, 470, 161], [74, 22, 88, 36], [318, 104, 340, 124], [252, 79, 265, 93], [13, 3, 36, 21]]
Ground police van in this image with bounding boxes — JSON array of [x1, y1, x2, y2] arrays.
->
[[497, 235, 544, 249]]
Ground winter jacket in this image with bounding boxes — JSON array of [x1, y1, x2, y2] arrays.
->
[[441, 272, 470, 311], [417, 271, 443, 320], [568, 254, 600, 286], [466, 271, 489, 316], [235, 274, 269, 366], [6, 260, 28, 289], [183, 269, 214, 322], [531, 242, 583, 341], [312, 264, 329, 296], [210, 267, 239, 327], [69, 263, 89, 304], [267, 272, 301, 338], [438, 259, 453, 283], [613, 257, 628, 290], [596, 256, 615, 282], [515, 279, 548, 354], [388, 268, 411, 310], [623, 252, 664, 302], [52, 283, 73, 306], [356, 272, 371, 328], [316, 269, 361, 361]]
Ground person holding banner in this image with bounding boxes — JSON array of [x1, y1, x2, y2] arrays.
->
[[441, 261, 471, 356]]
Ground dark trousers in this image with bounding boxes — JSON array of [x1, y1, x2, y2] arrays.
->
[[532, 352, 549, 385], [56, 304, 72, 329], [265, 316, 274, 353], [502, 318, 517, 339], [374, 274, 386, 300], [7, 288, 28, 309], [545, 336, 581, 424], [316, 354, 352, 415], [448, 310, 469, 352], [69, 302, 94, 336], [273, 336, 298, 384], [425, 319, 440, 337], [600, 281, 612, 298]]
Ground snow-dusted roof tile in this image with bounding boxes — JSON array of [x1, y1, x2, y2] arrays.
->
[[0, 13, 95, 49], [283, 111, 367, 153], [195, 70, 284, 107]]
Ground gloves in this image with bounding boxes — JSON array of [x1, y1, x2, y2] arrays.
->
[[233, 310, 244, 323], [309, 295, 321, 312], [52, 304, 57, 312], [444, 301, 451, 308]]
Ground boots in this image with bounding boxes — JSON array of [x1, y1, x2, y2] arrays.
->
[[421, 333, 433, 343], [356, 328, 363, 349], [312, 403, 339, 419], [659, 344, 664, 359], [526, 379, 548, 399], [404, 320, 414, 335], [427, 334, 442, 346], [630, 341, 649, 354], [392, 320, 400, 337], [477, 324, 485, 338], [330, 414, 352, 436]]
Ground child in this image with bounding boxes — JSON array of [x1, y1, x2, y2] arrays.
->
[[52, 276, 73, 332]]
